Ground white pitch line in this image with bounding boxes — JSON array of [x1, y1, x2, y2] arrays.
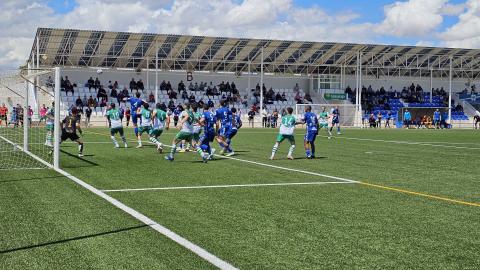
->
[[102, 181, 354, 193], [212, 154, 359, 183], [0, 135, 238, 270]]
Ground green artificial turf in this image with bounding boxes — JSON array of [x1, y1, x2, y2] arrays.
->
[[1, 127, 479, 269]]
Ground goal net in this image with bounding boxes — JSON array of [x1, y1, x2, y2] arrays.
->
[[0, 68, 59, 170], [295, 103, 360, 127]]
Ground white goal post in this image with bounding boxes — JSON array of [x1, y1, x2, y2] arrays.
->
[[295, 103, 362, 127], [0, 67, 61, 170]]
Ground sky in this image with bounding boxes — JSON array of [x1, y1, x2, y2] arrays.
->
[[0, 0, 479, 70]]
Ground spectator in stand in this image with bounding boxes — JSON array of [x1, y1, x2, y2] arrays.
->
[[304, 93, 313, 103], [88, 96, 96, 108], [166, 81, 172, 91], [160, 80, 167, 90], [293, 83, 300, 93], [188, 93, 196, 104], [455, 104, 463, 112], [97, 86, 108, 101], [148, 92, 155, 103], [168, 89, 177, 99], [137, 79, 145, 91], [121, 86, 129, 98], [207, 98, 214, 108], [94, 77, 101, 89], [274, 92, 282, 102], [113, 81, 119, 89], [108, 81, 113, 89], [181, 89, 188, 101], [188, 82, 194, 91], [213, 86, 220, 96], [87, 77, 95, 90], [110, 87, 118, 99], [193, 82, 199, 92], [129, 78, 137, 91], [242, 95, 248, 107], [46, 76, 54, 87], [75, 96, 83, 108], [404, 109, 411, 128], [295, 92, 303, 104], [178, 80, 186, 91], [64, 76, 74, 94], [281, 92, 286, 101], [99, 98, 107, 109]]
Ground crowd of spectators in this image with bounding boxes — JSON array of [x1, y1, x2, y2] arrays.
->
[[346, 83, 454, 115]]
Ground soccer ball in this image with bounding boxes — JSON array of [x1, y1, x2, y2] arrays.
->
[[96, 69, 103, 74]]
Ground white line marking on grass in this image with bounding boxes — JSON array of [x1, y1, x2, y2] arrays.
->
[[0, 135, 238, 270], [212, 154, 359, 184], [102, 181, 354, 193]]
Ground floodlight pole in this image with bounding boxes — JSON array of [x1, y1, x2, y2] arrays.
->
[[54, 67, 61, 170], [146, 57, 149, 93], [260, 47, 264, 116], [355, 53, 359, 112], [430, 69, 433, 103], [248, 61, 251, 91], [448, 57, 452, 127], [359, 52, 363, 114], [155, 42, 159, 104]]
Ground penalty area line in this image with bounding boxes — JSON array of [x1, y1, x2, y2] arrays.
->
[[101, 181, 355, 193]]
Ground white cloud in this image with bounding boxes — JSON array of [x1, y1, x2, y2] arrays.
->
[[439, 0, 480, 48], [0, 0, 478, 71], [377, 0, 448, 37]]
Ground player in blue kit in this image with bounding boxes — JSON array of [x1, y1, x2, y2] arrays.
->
[[123, 92, 144, 137], [215, 100, 233, 155], [302, 105, 319, 159], [221, 107, 242, 156], [329, 106, 341, 135], [197, 104, 218, 162]]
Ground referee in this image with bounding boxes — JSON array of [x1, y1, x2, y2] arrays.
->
[[61, 107, 84, 157]]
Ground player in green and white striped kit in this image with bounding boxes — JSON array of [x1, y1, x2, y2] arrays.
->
[[165, 103, 195, 161], [136, 103, 153, 148], [150, 103, 169, 153], [106, 103, 128, 148], [191, 106, 203, 149], [319, 107, 332, 139], [270, 107, 297, 160], [44, 102, 55, 148]]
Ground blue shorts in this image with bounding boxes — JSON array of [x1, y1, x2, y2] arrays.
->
[[200, 131, 215, 145], [218, 125, 232, 138], [132, 112, 139, 125], [332, 117, 339, 124], [304, 129, 318, 142], [227, 128, 238, 139]]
